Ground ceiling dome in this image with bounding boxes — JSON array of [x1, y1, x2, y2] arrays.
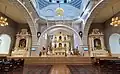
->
[[45, 0, 72, 3]]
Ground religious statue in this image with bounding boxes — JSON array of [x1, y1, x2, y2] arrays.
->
[[54, 44, 57, 48], [19, 39, 26, 48], [64, 37, 66, 40], [64, 44, 66, 48], [59, 43, 62, 47], [47, 46, 51, 54], [59, 36, 62, 41], [93, 29, 100, 34], [55, 36, 57, 41], [94, 39, 101, 50], [42, 47, 46, 51], [37, 32, 41, 38], [79, 31, 83, 38]]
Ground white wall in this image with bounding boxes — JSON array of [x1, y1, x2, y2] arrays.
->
[[109, 33, 120, 54], [0, 34, 11, 54]]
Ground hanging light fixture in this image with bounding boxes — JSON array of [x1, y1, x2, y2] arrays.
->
[[0, 6, 8, 26], [110, 6, 120, 27], [55, 1, 64, 16]]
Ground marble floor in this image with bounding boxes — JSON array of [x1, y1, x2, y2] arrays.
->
[[50, 64, 70, 74]]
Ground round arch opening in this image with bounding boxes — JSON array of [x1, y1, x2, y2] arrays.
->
[[0, 34, 11, 55], [109, 33, 120, 54], [37, 25, 84, 56]]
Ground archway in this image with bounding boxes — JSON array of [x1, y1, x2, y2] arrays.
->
[[0, 34, 11, 54], [109, 33, 120, 54], [37, 25, 84, 56], [82, 0, 108, 46], [8, 0, 38, 48]]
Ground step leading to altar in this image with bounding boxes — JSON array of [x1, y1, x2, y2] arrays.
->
[[7, 57, 92, 65]]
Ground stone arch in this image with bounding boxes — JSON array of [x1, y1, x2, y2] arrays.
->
[[39, 25, 82, 44], [8, 0, 38, 47], [37, 25, 84, 56], [109, 33, 120, 54], [83, 0, 110, 46], [0, 34, 11, 54]]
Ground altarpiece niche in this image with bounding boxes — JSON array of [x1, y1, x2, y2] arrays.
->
[[11, 29, 31, 57], [89, 29, 109, 57]]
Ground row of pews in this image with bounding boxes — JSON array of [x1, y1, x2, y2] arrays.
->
[[99, 59, 120, 74], [67, 58, 120, 74], [23, 65, 52, 74], [67, 65, 98, 74], [0, 57, 24, 74]]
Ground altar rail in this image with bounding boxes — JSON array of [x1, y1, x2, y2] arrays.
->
[[7, 57, 92, 65]]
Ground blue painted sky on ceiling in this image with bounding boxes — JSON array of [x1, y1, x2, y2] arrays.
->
[[45, 0, 72, 3], [39, 3, 81, 20], [37, 0, 82, 9], [33, 0, 85, 20]]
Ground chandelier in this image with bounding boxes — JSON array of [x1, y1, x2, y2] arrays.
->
[[56, 7, 64, 16], [0, 6, 8, 26], [110, 17, 120, 26], [110, 6, 120, 27], [0, 16, 8, 26], [55, 2, 64, 16]]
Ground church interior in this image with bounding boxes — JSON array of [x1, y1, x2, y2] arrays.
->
[[0, 0, 120, 74]]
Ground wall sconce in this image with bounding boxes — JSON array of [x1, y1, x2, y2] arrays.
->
[[37, 32, 41, 38]]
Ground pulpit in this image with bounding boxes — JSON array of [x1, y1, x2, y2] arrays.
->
[[11, 29, 31, 57], [89, 29, 109, 57]]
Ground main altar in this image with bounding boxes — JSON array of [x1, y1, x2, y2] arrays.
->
[[40, 32, 76, 57]]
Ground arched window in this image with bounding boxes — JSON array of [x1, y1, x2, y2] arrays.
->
[[0, 34, 11, 54], [109, 33, 120, 54]]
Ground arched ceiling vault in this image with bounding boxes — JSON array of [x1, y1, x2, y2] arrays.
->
[[37, 0, 82, 9], [83, 0, 120, 46], [93, 0, 120, 23], [0, 0, 27, 24]]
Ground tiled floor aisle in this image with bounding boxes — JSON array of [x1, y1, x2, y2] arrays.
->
[[50, 64, 70, 74]]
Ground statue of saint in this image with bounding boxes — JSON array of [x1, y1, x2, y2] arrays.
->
[[19, 39, 26, 48], [94, 39, 101, 49], [42, 47, 45, 50], [59, 43, 62, 47], [64, 44, 66, 48], [54, 44, 57, 48], [59, 36, 62, 41], [64, 37, 66, 40]]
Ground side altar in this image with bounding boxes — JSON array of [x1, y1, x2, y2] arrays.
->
[[11, 29, 31, 57], [88, 29, 109, 57]]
